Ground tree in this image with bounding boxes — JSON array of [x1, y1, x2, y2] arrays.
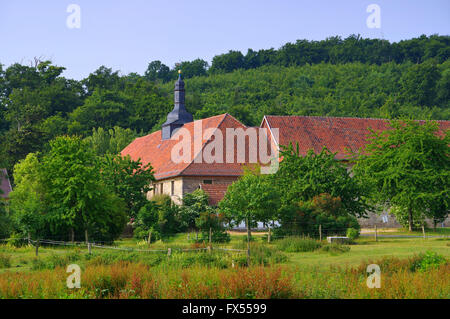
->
[[9, 153, 47, 240], [219, 167, 279, 263], [180, 188, 209, 233], [400, 59, 440, 106], [99, 154, 154, 218], [84, 126, 137, 156], [274, 145, 369, 219], [180, 189, 229, 243], [210, 50, 245, 73], [144, 61, 171, 82], [135, 200, 160, 243], [175, 59, 208, 79], [353, 120, 449, 231], [42, 136, 126, 242]]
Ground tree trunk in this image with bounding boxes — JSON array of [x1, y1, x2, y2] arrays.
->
[[28, 232, 31, 245], [148, 229, 152, 244], [70, 228, 75, 243], [408, 207, 413, 232], [268, 226, 271, 243], [209, 227, 212, 246], [246, 217, 251, 267], [85, 229, 89, 244]]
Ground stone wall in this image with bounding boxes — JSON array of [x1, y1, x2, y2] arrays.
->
[[147, 175, 238, 205], [358, 211, 450, 228], [182, 176, 238, 195]]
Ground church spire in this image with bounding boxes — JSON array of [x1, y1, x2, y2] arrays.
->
[[161, 70, 193, 140]]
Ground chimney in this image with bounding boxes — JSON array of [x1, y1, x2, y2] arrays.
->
[[161, 70, 193, 140]]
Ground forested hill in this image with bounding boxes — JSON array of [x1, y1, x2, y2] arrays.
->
[[0, 35, 449, 174]]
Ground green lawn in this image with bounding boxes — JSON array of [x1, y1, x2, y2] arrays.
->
[[285, 237, 450, 270]]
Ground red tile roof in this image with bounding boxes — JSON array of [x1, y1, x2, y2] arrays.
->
[[0, 169, 12, 199], [200, 183, 230, 206], [122, 114, 450, 183], [121, 113, 251, 180], [263, 116, 450, 160]]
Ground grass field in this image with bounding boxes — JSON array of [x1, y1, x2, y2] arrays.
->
[[0, 229, 448, 298]]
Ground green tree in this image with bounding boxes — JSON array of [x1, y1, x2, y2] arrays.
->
[[134, 200, 160, 243], [219, 167, 279, 262], [353, 120, 449, 231], [42, 136, 126, 242], [9, 153, 47, 240], [274, 145, 369, 219], [400, 59, 440, 106], [99, 154, 154, 218], [84, 126, 137, 156]]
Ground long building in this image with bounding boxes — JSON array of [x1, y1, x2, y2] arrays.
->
[[122, 75, 450, 227]]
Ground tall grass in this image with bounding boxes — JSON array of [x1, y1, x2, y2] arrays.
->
[[0, 254, 447, 299], [275, 236, 322, 252]]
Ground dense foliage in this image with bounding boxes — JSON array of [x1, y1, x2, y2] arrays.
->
[[1, 35, 449, 176], [353, 120, 449, 231], [7, 136, 154, 242]]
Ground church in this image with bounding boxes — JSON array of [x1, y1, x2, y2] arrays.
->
[[121, 74, 450, 227]]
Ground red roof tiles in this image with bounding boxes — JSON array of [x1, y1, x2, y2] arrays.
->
[[121, 113, 250, 180], [263, 116, 450, 160], [122, 114, 450, 183]]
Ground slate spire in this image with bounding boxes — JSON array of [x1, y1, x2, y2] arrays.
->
[[161, 70, 193, 140]]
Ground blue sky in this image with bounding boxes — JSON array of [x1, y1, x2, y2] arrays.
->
[[1, 0, 449, 80]]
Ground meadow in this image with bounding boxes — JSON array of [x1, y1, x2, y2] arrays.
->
[[0, 229, 448, 299]]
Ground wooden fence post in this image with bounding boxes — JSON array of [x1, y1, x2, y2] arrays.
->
[[422, 225, 426, 239], [268, 226, 271, 243], [246, 217, 251, 267], [88, 243, 91, 255], [319, 224, 322, 241], [209, 227, 212, 253], [375, 225, 378, 242], [35, 240, 39, 257]]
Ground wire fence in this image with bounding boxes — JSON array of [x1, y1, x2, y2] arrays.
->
[[0, 224, 447, 256]]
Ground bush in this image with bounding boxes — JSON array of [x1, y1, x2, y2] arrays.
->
[[346, 228, 360, 241], [275, 236, 322, 252], [0, 253, 11, 268], [411, 251, 447, 272], [235, 243, 288, 267], [6, 232, 26, 247]]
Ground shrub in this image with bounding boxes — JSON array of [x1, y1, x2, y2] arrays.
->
[[346, 228, 360, 241], [275, 236, 322, 252], [0, 253, 11, 268], [7, 233, 26, 248], [411, 251, 447, 272]]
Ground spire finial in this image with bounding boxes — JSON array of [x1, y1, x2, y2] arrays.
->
[[178, 69, 182, 79]]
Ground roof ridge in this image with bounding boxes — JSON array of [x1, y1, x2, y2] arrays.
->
[[264, 115, 450, 122], [178, 113, 229, 176]]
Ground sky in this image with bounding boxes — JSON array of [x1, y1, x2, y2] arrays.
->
[[0, 0, 449, 80]]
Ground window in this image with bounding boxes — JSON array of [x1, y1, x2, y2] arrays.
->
[[171, 181, 175, 195], [203, 180, 213, 184]]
